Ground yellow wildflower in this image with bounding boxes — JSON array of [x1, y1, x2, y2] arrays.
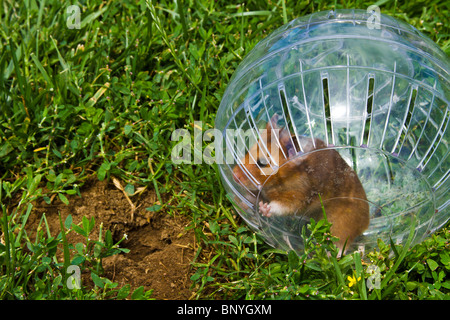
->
[[347, 275, 361, 288]]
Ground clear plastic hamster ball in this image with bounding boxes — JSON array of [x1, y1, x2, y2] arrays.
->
[[215, 9, 449, 254]]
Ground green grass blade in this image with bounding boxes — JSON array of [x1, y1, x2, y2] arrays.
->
[[14, 203, 33, 247], [281, 0, 288, 24], [59, 212, 71, 274], [228, 10, 273, 18], [50, 36, 69, 72], [330, 255, 346, 289], [30, 53, 54, 89], [0, 183, 12, 290], [353, 251, 367, 300], [80, 6, 108, 29], [8, 39, 30, 110], [177, 0, 189, 42]]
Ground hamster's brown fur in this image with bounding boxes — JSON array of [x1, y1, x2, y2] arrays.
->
[[233, 114, 370, 253]]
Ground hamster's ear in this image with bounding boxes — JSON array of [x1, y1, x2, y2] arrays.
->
[[279, 127, 291, 145], [280, 128, 297, 158], [287, 144, 296, 158], [267, 113, 280, 130]]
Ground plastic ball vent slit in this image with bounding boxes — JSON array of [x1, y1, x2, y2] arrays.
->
[[215, 9, 449, 254]]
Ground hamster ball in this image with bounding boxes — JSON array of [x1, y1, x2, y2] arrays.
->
[[215, 9, 449, 253]]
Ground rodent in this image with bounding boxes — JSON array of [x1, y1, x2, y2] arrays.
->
[[232, 114, 370, 254]]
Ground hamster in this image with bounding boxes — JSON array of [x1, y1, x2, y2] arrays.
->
[[232, 114, 370, 254]]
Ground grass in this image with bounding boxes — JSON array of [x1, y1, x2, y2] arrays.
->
[[0, 0, 449, 300]]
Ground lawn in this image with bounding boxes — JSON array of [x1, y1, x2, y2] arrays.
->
[[0, 0, 449, 300]]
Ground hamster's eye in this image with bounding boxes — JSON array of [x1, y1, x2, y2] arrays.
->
[[257, 157, 269, 168]]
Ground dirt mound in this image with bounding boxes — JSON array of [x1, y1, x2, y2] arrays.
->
[[27, 178, 196, 299]]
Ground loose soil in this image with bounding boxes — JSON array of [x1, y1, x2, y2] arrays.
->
[[26, 178, 196, 299]]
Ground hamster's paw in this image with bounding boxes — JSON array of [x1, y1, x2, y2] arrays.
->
[[259, 201, 271, 217]]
